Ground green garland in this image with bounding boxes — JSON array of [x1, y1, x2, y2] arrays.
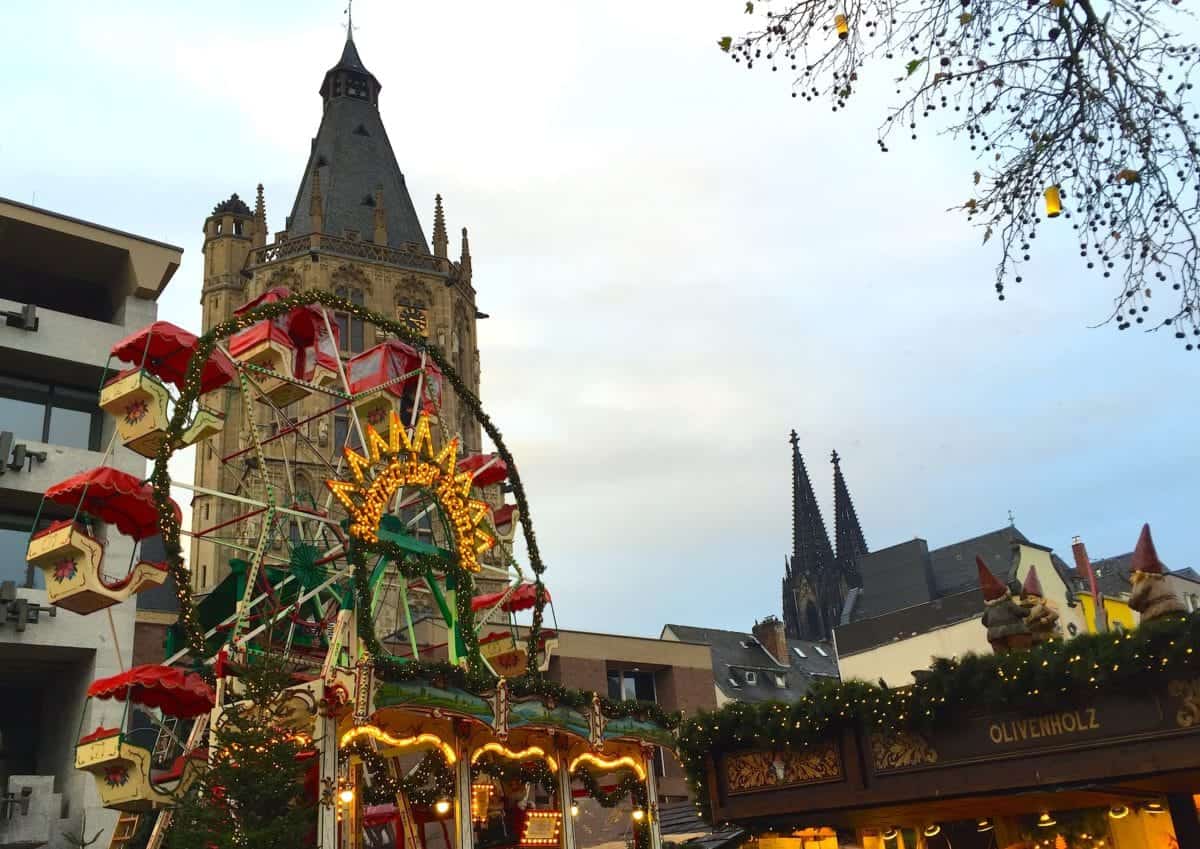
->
[[678, 613, 1200, 821], [472, 758, 557, 795], [572, 768, 646, 809], [343, 742, 455, 807]]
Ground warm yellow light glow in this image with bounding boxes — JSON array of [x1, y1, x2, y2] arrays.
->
[[471, 784, 492, 824], [1108, 804, 1130, 819], [835, 14, 849, 38], [470, 742, 557, 771], [570, 804, 579, 817], [923, 824, 941, 837], [881, 827, 899, 842], [632, 808, 645, 822], [339, 788, 355, 804], [976, 818, 994, 832], [1143, 801, 1167, 815], [568, 753, 647, 781], [520, 810, 563, 845], [435, 799, 452, 816], [1037, 811, 1057, 827], [338, 726, 456, 763], [1044, 185, 1062, 218], [325, 412, 493, 572]]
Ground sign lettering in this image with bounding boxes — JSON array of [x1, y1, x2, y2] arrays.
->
[[988, 708, 1099, 745]]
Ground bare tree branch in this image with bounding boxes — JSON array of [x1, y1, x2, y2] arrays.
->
[[722, 0, 1200, 346]]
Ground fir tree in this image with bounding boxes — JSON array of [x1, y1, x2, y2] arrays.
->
[[165, 656, 317, 849]]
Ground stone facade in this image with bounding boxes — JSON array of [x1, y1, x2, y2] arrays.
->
[[189, 36, 483, 595]]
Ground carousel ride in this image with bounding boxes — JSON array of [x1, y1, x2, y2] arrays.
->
[[26, 290, 677, 849]]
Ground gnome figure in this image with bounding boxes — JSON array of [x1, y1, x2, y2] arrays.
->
[[1018, 565, 1060, 644], [1128, 524, 1187, 624], [978, 556, 1032, 653]]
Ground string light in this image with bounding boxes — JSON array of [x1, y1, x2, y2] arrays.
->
[[338, 788, 354, 804], [568, 753, 646, 780], [435, 798, 452, 815], [471, 742, 557, 771], [339, 726, 456, 763]]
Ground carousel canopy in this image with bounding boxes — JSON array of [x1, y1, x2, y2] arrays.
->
[[471, 582, 548, 613], [110, 321, 236, 394], [45, 466, 181, 541], [88, 663, 215, 718]]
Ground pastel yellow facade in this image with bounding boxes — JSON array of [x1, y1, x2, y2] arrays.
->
[[1078, 593, 1137, 633]]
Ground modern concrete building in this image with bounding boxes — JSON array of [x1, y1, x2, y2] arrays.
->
[[0, 197, 180, 849]]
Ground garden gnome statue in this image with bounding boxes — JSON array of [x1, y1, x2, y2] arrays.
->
[[1019, 565, 1059, 643], [1128, 524, 1186, 623], [978, 556, 1032, 653]]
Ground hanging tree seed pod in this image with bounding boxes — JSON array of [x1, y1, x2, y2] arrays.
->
[[1044, 186, 1062, 218], [835, 14, 849, 39]]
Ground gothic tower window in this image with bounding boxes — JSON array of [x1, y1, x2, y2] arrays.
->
[[334, 286, 365, 353]]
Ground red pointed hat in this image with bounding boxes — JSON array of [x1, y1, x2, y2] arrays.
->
[[1131, 523, 1166, 575], [1022, 565, 1044, 597], [977, 556, 1008, 601]]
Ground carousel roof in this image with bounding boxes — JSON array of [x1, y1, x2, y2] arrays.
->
[[45, 466, 181, 541], [88, 663, 215, 718]]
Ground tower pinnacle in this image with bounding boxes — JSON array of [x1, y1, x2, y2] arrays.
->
[[433, 195, 448, 258], [832, 449, 867, 589]]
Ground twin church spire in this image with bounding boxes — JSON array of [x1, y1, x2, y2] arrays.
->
[[782, 432, 868, 641]]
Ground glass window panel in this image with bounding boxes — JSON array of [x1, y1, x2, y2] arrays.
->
[[607, 671, 623, 701], [621, 673, 638, 702], [0, 396, 47, 443], [335, 313, 350, 349], [48, 406, 93, 449], [0, 526, 33, 587], [633, 671, 656, 702], [351, 318, 364, 353]]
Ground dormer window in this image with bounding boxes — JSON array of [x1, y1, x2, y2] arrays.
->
[[744, 671, 758, 685], [346, 73, 369, 100]]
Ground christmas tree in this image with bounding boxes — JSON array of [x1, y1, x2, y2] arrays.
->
[[165, 654, 317, 849]]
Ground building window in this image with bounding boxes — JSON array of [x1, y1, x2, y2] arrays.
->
[[333, 414, 361, 452], [0, 375, 101, 451], [727, 676, 742, 689], [743, 670, 758, 685], [814, 645, 828, 657], [773, 673, 787, 688], [0, 513, 59, 589], [793, 646, 807, 660], [607, 668, 655, 703], [334, 287, 366, 353]]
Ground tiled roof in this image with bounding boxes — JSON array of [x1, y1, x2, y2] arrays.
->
[[286, 39, 429, 251], [664, 624, 838, 703]]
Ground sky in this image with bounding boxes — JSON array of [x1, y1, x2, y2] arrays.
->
[[2, 1, 1196, 639]]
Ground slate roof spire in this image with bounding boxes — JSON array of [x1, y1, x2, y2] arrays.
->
[[789, 431, 834, 572], [832, 450, 867, 589], [286, 21, 429, 251]]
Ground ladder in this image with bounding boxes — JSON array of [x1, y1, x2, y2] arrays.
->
[[107, 813, 140, 849], [152, 717, 179, 767]]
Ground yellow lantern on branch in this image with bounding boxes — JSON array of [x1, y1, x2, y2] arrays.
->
[[835, 14, 849, 39], [1044, 185, 1062, 218]]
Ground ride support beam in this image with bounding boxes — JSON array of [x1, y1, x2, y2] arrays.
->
[[643, 748, 662, 849], [318, 710, 339, 849], [453, 728, 475, 849], [555, 738, 577, 849]]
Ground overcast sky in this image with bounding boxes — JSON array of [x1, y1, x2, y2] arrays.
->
[[2, 2, 1196, 638]]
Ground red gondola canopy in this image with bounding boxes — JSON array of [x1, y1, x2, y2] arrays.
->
[[45, 466, 181, 540], [471, 582, 548, 613], [88, 664, 215, 718], [110, 321, 236, 394]]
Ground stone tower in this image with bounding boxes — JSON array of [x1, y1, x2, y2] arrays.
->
[[190, 29, 483, 593]]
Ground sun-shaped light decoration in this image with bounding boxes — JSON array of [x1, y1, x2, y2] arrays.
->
[[325, 411, 494, 572]]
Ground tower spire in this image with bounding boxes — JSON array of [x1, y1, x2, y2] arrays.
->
[[253, 183, 267, 248], [460, 226, 473, 283], [345, 0, 356, 43], [832, 450, 868, 589], [433, 194, 448, 258]]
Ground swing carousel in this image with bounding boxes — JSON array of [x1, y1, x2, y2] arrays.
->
[[26, 290, 677, 849]]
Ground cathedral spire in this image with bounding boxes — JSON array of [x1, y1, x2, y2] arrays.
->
[[433, 195, 448, 258], [788, 431, 833, 567], [253, 183, 267, 248], [832, 450, 867, 589]]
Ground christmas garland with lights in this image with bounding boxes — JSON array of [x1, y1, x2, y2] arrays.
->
[[147, 289, 548, 676], [343, 742, 455, 807], [572, 768, 647, 809], [678, 613, 1200, 821]]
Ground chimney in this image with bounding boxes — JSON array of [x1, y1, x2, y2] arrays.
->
[[753, 616, 789, 666], [1072, 534, 1108, 633]]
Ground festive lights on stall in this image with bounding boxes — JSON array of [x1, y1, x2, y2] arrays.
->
[[470, 742, 558, 771], [568, 753, 646, 780], [338, 726, 456, 763], [1107, 804, 1130, 819]]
